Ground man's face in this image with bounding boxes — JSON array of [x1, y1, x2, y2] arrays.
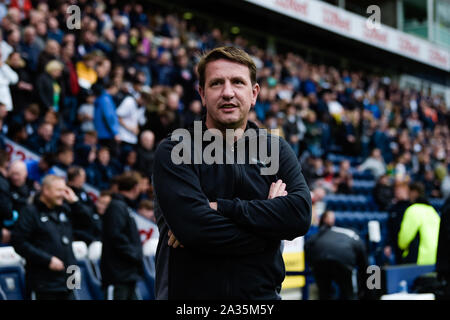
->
[[199, 59, 260, 130], [42, 179, 66, 207], [9, 166, 27, 187], [95, 195, 111, 215]]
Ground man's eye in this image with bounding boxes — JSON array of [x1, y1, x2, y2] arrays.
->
[[234, 80, 245, 85]]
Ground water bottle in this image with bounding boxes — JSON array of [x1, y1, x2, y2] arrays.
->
[[399, 280, 408, 293]]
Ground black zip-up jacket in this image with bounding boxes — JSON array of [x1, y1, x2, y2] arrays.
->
[[100, 193, 144, 286], [11, 197, 88, 293], [153, 120, 312, 300]]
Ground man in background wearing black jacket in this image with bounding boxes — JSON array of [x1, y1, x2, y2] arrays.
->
[[0, 150, 13, 244], [305, 211, 369, 300], [11, 174, 88, 300], [100, 173, 144, 300]]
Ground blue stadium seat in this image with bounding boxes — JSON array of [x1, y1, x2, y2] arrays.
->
[[0, 265, 26, 300], [74, 259, 104, 300], [383, 264, 435, 294]]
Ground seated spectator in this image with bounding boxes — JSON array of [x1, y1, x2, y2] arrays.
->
[[0, 150, 12, 244], [26, 121, 58, 155], [373, 174, 394, 211], [9, 103, 40, 137], [76, 52, 98, 90], [8, 159, 35, 215], [135, 130, 155, 180], [7, 121, 28, 144], [116, 90, 147, 149], [77, 90, 96, 133], [358, 148, 386, 179], [120, 148, 137, 173], [334, 160, 353, 194], [57, 128, 76, 150], [74, 130, 98, 167], [55, 146, 74, 171], [86, 146, 119, 191], [25, 152, 57, 186], [36, 39, 60, 74], [183, 99, 202, 129]]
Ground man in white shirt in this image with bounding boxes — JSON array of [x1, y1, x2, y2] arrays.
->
[[116, 91, 147, 147], [0, 47, 18, 111]]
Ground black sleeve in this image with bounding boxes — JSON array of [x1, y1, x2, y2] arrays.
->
[[216, 137, 312, 240], [436, 197, 450, 277], [152, 139, 268, 256], [11, 206, 53, 267], [0, 179, 13, 226], [102, 203, 142, 263]]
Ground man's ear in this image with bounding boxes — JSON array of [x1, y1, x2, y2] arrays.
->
[[197, 85, 206, 106], [251, 83, 260, 107]]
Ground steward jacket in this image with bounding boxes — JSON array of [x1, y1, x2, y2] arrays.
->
[[11, 197, 89, 293]]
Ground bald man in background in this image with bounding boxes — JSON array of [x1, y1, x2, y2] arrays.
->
[[8, 159, 36, 216]]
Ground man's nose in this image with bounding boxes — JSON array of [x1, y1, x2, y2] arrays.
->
[[221, 80, 234, 100]]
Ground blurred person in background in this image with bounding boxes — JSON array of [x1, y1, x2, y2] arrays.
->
[[11, 175, 90, 300], [305, 210, 369, 300], [398, 182, 440, 265]]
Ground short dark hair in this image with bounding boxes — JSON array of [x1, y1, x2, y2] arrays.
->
[[116, 173, 141, 191], [0, 150, 10, 167], [41, 153, 57, 167], [197, 46, 257, 89], [67, 165, 84, 182], [410, 182, 425, 197]]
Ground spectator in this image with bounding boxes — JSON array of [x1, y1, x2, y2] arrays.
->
[[77, 90, 96, 133], [305, 210, 369, 300], [55, 146, 74, 171], [36, 39, 60, 74], [358, 148, 386, 179], [8, 159, 35, 215], [135, 130, 155, 180], [67, 166, 98, 244], [36, 60, 65, 114], [86, 146, 118, 191], [6, 51, 34, 113], [373, 174, 394, 211], [25, 152, 57, 186], [101, 173, 144, 300], [0, 47, 18, 111], [94, 81, 120, 158], [26, 121, 57, 155], [137, 199, 156, 223], [74, 130, 98, 168], [18, 26, 41, 73], [398, 182, 441, 265], [116, 90, 147, 150], [11, 175, 90, 300], [283, 104, 306, 157], [0, 150, 12, 244], [334, 160, 353, 194], [385, 181, 411, 265], [10, 103, 40, 137]]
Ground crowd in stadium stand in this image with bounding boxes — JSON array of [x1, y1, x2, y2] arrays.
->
[[0, 0, 449, 271]]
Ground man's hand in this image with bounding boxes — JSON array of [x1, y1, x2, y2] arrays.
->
[[267, 179, 288, 199], [63, 187, 79, 204], [168, 230, 184, 248], [49, 256, 65, 271]]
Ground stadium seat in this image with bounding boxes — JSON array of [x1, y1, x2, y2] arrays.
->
[[72, 241, 104, 300], [0, 247, 26, 300], [88, 241, 102, 280], [383, 264, 436, 294]]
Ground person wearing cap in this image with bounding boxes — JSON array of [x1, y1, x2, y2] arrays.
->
[[11, 175, 91, 300]]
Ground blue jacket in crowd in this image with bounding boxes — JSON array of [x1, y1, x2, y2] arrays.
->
[[94, 90, 119, 140]]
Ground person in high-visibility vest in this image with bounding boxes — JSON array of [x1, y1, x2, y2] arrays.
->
[[398, 182, 440, 265]]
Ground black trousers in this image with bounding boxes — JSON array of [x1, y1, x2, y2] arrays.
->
[[35, 290, 75, 300], [311, 260, 356, 300], [104, 283, 138, 300]]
